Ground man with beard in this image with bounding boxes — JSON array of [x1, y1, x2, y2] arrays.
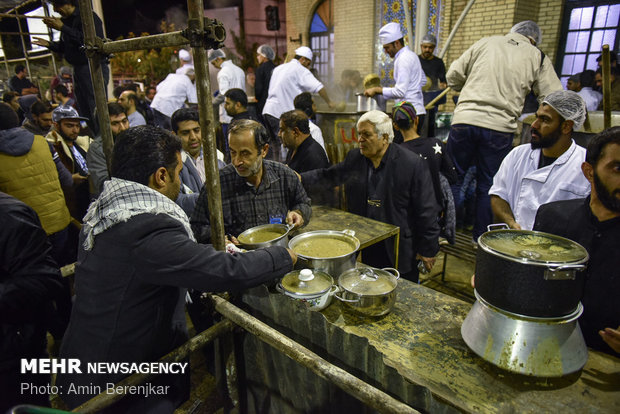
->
[[533, 127, 620, 355], [489, 90, 590, 230], [22, 101, 53, 136], [87, 103, 130, 198], [56, 125, 296, 412], [46, 105, 90, 220], [191, 119, 311, 243]]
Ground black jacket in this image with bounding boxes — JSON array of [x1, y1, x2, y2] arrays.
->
[[286, 136, 331, 205], [255, 60, 276, 114], [302, 144, 440, 273], [57, 213, 293, 408], [48, 6, 105, 66], [0, 192, 64, 370], [534, 197, 620, 355]]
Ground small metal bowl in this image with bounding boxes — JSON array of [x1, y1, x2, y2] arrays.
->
[[237, 223, 292, 249]]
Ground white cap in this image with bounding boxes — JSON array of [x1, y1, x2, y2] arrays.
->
[[179, 49, 191, 62], [542, 90, 587, 131], [379, 22, 403, 45], [295, 46, 313, 60]]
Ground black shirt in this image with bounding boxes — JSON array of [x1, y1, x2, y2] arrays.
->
[[400, 137, 457, 205], [418, 56, 446, 90], [534, 197, 620, 355], [8, 76, 35, 95], [286, 136, 331, 205], [231, 111, 258, 123], [255, 60, 276, 114], [47, 6, 106, 66]]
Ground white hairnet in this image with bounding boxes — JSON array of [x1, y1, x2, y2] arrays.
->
[[257, 44, 275, 60], [421, 34, 437, 45], [208, 49, 225, 62], [542, 90, 587, 131], [510, 20, 542, 45]]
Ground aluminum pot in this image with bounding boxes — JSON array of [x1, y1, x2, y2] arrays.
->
[[237, 223, 292, 250], [475, 229, 589, 317], [356, 93, 379, 112], [335, 267, 400, 317], [288, 230, 359, 277], [276, 269, 338, 311]]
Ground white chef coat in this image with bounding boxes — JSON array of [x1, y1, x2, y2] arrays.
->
[[176, 63, 194, 75], [216, 60, 245, 124], [150, 73, 195, 117], [263, 59, 324, 119], [489, 140, 590, 230], [309, 121, 327, 155], [382, 46, 426, 115], [577, 87, 602, 112]]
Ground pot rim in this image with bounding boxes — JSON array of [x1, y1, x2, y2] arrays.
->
[[278, 269, 335, 298], [337, 267, 399, 297], [289, 230, 360, 260], [477, 230, 589, 266]]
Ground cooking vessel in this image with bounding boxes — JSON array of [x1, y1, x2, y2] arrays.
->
[[237, 223, 292, 250], [335, 267, 400, 316], [356, 93, 379, 112], [475, 228, 588, 317], [276, 268, 338, 311], [288, 230, 359, 277]]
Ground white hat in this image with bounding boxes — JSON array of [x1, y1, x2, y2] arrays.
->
[[179, 49, 191, 62], [295, 46, 313, 60], [379, 22, 403, 45]]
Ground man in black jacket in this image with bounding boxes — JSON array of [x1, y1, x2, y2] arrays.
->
[[0, 192, 66, 412], [301, 110, 440, 282], [33, 0, 109, 133], [533, 127, 620, 355], [255, 44, 276, 121], [57, 126, 296, 411]]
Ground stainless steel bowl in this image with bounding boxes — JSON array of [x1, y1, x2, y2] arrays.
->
[[288, 230, 359, 277], [237, 223, 292, 250]]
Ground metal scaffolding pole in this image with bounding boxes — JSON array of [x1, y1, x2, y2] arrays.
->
[[187, 0, 226, 251], [0, 34, 10, 79], [100, 31, 189, 54], [42, 2, 58, 78], [14, 8, 32, 79]]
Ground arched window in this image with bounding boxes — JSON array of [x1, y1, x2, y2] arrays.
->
[[309, 0, 333, 83]]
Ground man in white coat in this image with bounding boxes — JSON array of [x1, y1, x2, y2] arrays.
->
[[364, 22, 426, 132], [150, 67, 196, 130], [208, 49, 245, 144], [262, 46, 334, 161], [490, 90, 590, 230]]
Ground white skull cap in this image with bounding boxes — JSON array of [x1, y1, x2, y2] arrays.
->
[[542, 90, 587, 131], [379, 22, 403, 45], [295, 46, 313, 60], [179, 49, 191, 62]]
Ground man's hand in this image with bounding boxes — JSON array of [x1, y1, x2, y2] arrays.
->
[[286, 210, 304, 229], [21, 87, 39, 96], [286, 248, 298, 265], [364, 86, 382, 98], [420, 255, 436, 272], [508, 221, 522, 230], [32, 37, 51, 48], [72, 173, 88, 185], [42, 17, 64, 31], [600, 326, 620, 353], [225, 234, 240, 246]]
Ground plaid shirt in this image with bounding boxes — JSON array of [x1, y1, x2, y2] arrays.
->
[[191, 160, 311, 243]]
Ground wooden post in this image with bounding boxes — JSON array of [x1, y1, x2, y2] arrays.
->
[[601, 45, 611, 130]]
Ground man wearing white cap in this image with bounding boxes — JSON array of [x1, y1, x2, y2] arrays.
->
[[489, 90, 590, 231], [209, 49, 246, 144], [445, 20, 563, 242], [176, 49, 194, 75], [262, 46, 334, 161], [364, 22, 426, 132]]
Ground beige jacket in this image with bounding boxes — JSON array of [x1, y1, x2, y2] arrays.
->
[[447, 32, 562, 133]]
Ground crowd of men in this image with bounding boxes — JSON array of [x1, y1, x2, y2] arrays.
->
[[1, 8, 619, 412]]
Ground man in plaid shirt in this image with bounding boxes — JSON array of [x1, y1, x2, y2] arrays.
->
[[191, 120, 311, 243]]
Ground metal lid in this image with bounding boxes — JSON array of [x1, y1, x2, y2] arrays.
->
[[281, 269, 333, 296], [478, 230, 588, 264], [338, 267, 397, 296]]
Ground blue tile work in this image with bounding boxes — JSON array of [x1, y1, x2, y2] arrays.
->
[[373, 1, 441, 86]]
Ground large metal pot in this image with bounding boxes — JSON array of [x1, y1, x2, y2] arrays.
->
[[335, 267, 400, 316], [356, 93, 379, 112], [276, 269, 338, 311], [475, 229, 589, 317], [237, 223, 292, 250], [288, 230, 359, 277]]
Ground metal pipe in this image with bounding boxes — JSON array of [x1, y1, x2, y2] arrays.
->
[[0, 13, 47, 19], [0, 53, 54, 64], [0, 31, 53, 35], [72, 319, 235, 413], [14, 9, 32, 80], [210, 295, 421, 414], [414, 0, 430, 55], [401, 0, 414, 52], [42, 4, 58, 78], [101, 31, 189, 55], [602, 45, 611, 129], [439, 0, 476, 60], [425, 87, 451, 109], [187, 0, 226, 251], [0, 33, 10, 79], [77, 0, 113, 171]]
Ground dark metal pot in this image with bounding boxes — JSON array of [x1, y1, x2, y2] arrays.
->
[[475, 229, 589, 317], [288, 230, 359, 277]]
